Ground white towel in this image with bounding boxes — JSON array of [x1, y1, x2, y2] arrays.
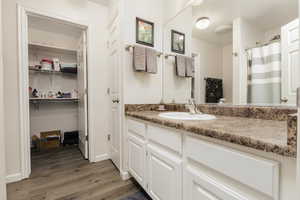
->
[[146, 48, 157, 74], [133, 46, 146, 71], [175, 55, 186, 77]]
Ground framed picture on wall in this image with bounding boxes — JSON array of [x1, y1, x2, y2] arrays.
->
[[171, 30, 185, 54], [136, 17, 154, 47]]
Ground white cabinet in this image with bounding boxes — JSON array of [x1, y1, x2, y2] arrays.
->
[[126, 119, 281, 200], [147, 144, 182, 200], [184, 166, 246, 200], [128, 135, 147, 188]]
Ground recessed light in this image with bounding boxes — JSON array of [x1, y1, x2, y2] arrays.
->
[[192, 0, 204, 6], [195, 17, 210, 30]]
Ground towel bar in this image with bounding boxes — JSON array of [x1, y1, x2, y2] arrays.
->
[[125, 45, 163, 58], [164, 54, 176, 59], [165, 54, 197, 59]]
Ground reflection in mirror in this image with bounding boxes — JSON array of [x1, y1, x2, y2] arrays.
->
[[163, 0, 299, 106], [163, 8, 193, 103]]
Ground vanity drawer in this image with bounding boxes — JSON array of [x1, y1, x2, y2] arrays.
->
[[148, 125, 182, 154], [127, 119, 146, 138], [185, 136, 279, 199]]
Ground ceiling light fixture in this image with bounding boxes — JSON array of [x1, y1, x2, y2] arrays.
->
[[191, 0, 204, 6], [195, 17, 210, 30]]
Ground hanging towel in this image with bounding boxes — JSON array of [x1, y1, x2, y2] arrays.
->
[[185, 57, 194, 77], [175, 55, 186, 77], [133, 46, 146, 71], [205, 78, 223, 103], [146, 48, 157, 73]]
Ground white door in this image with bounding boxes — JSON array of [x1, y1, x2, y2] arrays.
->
[[108, 16, 121, 169], [282, 18, 300, 105], [128, 135, 147, 188], [184, 166, 246, 200], [77, 31, 88, 159], [147, 145, 182, 200]]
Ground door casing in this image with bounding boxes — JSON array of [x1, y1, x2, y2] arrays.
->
[[17, 4, 93, 180]]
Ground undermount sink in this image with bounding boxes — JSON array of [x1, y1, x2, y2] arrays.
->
[[158, 112, 216, 121]]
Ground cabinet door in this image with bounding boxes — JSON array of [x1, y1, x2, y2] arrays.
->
[[184, 166, 247, 200], [128, 135, 146, 188], [147, 145, 182, 200]]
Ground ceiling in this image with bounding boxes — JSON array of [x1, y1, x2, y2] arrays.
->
[[192, 0, 298, 45], [88, 0, 109, 6]]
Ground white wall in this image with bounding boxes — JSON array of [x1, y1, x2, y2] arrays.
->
[[122, 0, 164, 104], [121, 0, 192, 104], [222, 44, 233, 103], [28, 16, 82, 51], [264, 27, 281, 41], [163, 8, 193, 103], [2, 0, 109, 178], [233, 18, 264, 104], [0, 0, 7, 197], [192, 38, 223, 103]]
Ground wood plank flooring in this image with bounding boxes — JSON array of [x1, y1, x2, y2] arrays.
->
[[7, 147, 144, 200]]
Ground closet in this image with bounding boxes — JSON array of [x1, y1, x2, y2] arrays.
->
[[27, 16, 88, 160]]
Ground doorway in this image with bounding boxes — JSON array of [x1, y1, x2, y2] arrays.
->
[[18, 7, 90, 179]]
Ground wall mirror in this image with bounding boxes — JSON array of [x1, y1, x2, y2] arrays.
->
[[162, 0, 299, 106]]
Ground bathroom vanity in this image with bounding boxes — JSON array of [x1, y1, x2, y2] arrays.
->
[[124, 104, 297, 200]]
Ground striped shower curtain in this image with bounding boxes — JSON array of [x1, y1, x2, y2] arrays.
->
[[247, 42, 281, 104]]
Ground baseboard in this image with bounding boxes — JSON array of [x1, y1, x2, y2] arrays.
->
[[121, 171, 131, 180], [94, 154, 110, 162], [6, 173, 23, 183]]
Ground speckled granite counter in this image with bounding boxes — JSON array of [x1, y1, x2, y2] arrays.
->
[[125, 104, 297, 158]]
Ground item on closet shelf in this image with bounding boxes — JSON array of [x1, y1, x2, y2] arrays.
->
[[175, 55, 186, 77], [29, 87, 33, 96], [60, 63, 77, 74], [146, 48, 157, 73], [40, 130, 61, 150], [32, 89, 39, 98], [133, 46, 146, 71], [53, 58, 60, 71], [41, 59, 53, 71], [29, 66, 36, 70], [56, 91, 63, 98], [35, 65, 42, 70], [48, 91, 55, 98], [40, 92, 47, 99], [31, 135, 41, 152], [62, 92, 72, 98], [63, 131, 79, 146], [71, 89, 78, 98]]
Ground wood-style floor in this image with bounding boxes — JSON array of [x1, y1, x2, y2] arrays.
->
[[7, 146, 143, 200]]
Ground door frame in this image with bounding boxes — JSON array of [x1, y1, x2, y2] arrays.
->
[[0, 0, 7, 197], [17, 4, 93, 180]]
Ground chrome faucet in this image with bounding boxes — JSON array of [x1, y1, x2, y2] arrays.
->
[[186, 99, 202, 114]]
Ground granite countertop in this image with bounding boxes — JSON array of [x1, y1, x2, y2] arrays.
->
[[126, 110, 296, 157]]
